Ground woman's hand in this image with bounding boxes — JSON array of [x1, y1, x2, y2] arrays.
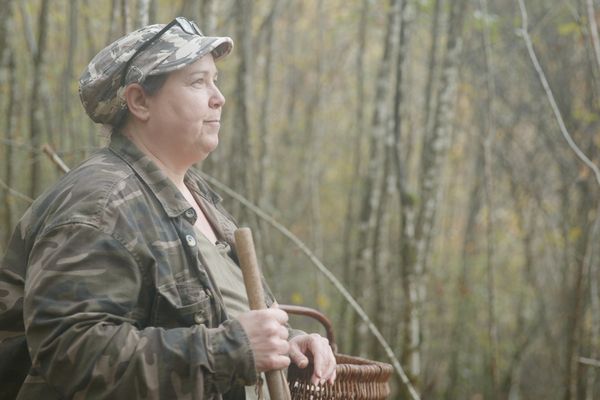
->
[[288, 333, 337, 385], [238, 309, 291, 372]]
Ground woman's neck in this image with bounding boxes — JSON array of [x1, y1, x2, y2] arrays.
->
[[122, 128, 189, 189]]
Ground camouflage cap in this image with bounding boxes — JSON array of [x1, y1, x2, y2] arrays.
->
[[79, 19, 233, 126]]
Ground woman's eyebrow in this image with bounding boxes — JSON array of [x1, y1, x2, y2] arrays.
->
[[188, 69, 218, 78]]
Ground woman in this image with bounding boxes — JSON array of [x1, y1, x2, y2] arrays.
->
[[0, 17, 335, 399]]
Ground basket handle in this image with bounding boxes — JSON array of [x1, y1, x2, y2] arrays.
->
[[279, 304, 338, 354]]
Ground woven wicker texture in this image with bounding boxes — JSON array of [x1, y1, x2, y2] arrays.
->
[[288, 353, 393, 400], [280, 305, 394, 399]]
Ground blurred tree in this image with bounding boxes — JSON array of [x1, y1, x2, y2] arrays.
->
[[28, 0, 50, 198], [229, 0, 253, 222], [0, 0, 15, 244], [61, 0, 78, 151], [199, 0, 216, 34], [0, 1, 599, 398], [339, 0, 369, 353], [136, 0, 149, 27], [351, 0, 400, 360]]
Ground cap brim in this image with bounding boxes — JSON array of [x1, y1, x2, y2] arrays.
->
[[151, 36, 233, 75]]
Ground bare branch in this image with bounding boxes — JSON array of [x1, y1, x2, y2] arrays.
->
[[42, 144, 71, 174], [0, 178, 33, 203], [517, 0, 600, 188], [198, 171, 422, 400], [579, 357, 600, 368]]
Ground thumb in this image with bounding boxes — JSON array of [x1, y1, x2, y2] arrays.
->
[[289, 342, 309, 369]]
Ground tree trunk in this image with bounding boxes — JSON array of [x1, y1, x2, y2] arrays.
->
[[271, 1, 299, 209], [148, 0, 157, 24], [257, 0, 280, 200], [585, 206, 600, 399], [371, 0, 412, 363], [304, 0, 325, 258], [340, 0, 369, 353], [29, 0, 51, 198], [229, 0, 253, 221], [82, 0, 97, 60], [564, 173, 596, 400], [62, 0, 79, 152], [136, 0, 149, 28], [121, 0, 131, 34], [422, 0, 442, 147], [350, 0, 401, 358], [444, 140, 483, 400], [2, 46, 16, 244], [401, 0, 468, 389], [479, 0, 499, 396], [200, 0, 216, 33], [0, 0, 14, 65], [251, 0, 280, 284], [107, 0, 120, 42], [415, 0, 468, 272], [179, 0, 200, 23], [18, 2, 37, 57]]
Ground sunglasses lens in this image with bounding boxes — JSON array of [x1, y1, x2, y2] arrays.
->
[[175, 17, 201, 35], [121, 18, 202, 86], [191, 21, 202, 35]]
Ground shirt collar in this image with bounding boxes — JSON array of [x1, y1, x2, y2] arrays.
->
[[185, 167, 224, 205], [108, 134, 221, 217]]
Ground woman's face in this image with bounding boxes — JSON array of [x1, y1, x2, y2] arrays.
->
[[144, 54, 225, 165]]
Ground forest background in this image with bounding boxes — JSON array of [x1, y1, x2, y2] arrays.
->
[[1, 0, 599, 399]]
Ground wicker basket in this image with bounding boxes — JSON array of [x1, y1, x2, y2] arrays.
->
[[281, 305, 394, 400]]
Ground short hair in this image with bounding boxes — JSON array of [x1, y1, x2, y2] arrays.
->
[[111, 73, 169, 135]]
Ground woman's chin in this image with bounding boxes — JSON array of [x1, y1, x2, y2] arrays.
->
[[192, 141, 219, 162]]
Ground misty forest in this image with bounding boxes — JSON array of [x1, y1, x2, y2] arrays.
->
[[1, 0, 600, 399]]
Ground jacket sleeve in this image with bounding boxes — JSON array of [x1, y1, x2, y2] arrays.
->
[[23, 222, 256, 399]]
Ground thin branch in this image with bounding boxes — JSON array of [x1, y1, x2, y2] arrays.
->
[[517, 0, 600, 188], [42, 144, 71, 174], [579, 356, 600, 368], [1, 138, 35, 150], [198, 171, 422, 400], [0, 178, 33, 203]]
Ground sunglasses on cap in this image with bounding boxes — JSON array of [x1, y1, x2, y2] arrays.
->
[[120, 17, 203, 87]]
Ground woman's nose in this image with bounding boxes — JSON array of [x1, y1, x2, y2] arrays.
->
[[210, 86, 225, 108]]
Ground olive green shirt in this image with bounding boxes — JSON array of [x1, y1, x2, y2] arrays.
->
[[195, 231, 271, 400]]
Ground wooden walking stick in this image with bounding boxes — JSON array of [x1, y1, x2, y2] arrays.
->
[[234, 228, 292, 400]]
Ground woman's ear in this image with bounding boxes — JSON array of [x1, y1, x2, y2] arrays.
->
[[123, 84, 150, 121]]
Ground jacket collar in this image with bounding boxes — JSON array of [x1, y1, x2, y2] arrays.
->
[[108, 134, 221, 218]]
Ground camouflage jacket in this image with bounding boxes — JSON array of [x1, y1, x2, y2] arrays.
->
[[0, 134, 274, 399]]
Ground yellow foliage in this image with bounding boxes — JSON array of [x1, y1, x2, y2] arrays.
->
[[572, 106, 599, 124], [569, 227, 582, 242], [316, 294, 330, 310], [557, 22, 581, 36], [290, 292, 304, 305]]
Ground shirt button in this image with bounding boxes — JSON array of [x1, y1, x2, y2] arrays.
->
[[194, 313, 205, 324], [186, 234, 197, 247], [185, 209, 196, 219]]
